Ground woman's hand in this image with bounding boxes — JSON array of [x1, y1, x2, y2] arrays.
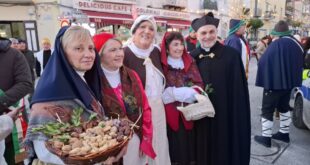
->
[[7, 108, 21, 121]]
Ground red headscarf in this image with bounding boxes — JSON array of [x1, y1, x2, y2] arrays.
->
[[93, 32, 115, 52], [160, 32, 193, 74]]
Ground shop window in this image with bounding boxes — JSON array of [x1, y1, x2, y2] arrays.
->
[[0, 22, 26, 39], [12, 22, 26, 39], [0, 23, 11, 38], [117, 26, 130, 44], [24, 21, 39, 52]]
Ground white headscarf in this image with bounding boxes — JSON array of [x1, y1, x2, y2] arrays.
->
[[130, 15, 157, 36]]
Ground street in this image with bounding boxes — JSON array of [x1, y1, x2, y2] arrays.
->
[[248, 58, 310, 165]]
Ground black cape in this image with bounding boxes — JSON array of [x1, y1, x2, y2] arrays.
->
[[191, 42, 251, 165]]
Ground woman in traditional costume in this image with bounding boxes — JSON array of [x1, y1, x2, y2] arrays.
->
[[160, 32, 203, 165], [123, 15, 171, 165], [24, 26, 124, 165], [93, 33, 156, 165]]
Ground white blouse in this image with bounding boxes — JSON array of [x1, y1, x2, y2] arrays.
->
[[167, 56, 184, 70], [128, 43, 165, 99], [101, 66, 121, 88]]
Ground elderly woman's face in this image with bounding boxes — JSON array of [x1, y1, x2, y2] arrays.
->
[[64, 37, 95, 72], [101, 39, 124, 71], [133, 21, 155, 49], [168, 39, 184, 59]]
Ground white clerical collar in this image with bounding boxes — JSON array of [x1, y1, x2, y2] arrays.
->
[[201, 47, 210, 52], [101, 65, 121, 88], [75, 70, 86, 82], [128, 42, 154, 58], [167, 56, 184, 69]]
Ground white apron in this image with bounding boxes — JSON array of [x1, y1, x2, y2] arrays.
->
[[143, 57, 171, 165]]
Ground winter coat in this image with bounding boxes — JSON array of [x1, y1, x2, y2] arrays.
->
[[0, 38, 33, 114]]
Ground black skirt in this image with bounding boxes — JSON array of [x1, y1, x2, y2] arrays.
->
[[167, 118, 196, 165]]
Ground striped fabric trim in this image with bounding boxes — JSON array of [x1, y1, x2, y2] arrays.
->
[[279, 112, 291, 133], [262, 118, 273, 137]]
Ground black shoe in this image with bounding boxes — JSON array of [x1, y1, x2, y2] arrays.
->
[[254, 135, 271, 147], [272, 132, 290, 143]]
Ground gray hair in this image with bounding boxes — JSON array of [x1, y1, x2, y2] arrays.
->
[[61, 26, 93, 49]]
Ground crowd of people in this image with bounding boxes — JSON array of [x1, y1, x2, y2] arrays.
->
[[1, 12, 310, 165]]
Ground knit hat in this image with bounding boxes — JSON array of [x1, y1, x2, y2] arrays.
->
[[93, 32, 115, 53], [228, 19, 246, 36], [41, 38, 51, 45], [191, 12, 220, 32], [130, 15, 157, 35], [270, 20, 292, 37]]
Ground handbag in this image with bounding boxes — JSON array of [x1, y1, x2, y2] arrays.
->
[[177, 85, 215, 121]]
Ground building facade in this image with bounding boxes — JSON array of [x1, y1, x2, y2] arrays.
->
[[249, 0, 286, 39]]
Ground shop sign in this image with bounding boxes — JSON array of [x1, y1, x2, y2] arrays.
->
[[94, 0, 137, 4], [136, 7, 190, 20], [74, 0, 132, 14]]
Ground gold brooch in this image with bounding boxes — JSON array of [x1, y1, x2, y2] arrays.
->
[[209, 53, 215, 58], [199, 53, 215, 59], [199, 54, 206, 59]]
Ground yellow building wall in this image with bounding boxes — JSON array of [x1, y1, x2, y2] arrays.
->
[[250, 0, 286, 39], [34, 2, 61, 49], [0, 5, 36, 21], [0, 1, 61, 49]]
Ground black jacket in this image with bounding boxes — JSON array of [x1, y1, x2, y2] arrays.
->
[[0, 38, 33, 114]]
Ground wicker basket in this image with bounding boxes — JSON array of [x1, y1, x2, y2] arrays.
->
[[177, 86, 215, 121], [45, 131, 132, 165]]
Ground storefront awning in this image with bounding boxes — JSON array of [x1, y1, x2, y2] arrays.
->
[[82, 10, 134, 25], [82, 10, 190, 29], [155, 17, 190, 29]]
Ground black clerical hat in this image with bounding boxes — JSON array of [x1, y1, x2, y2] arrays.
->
[[191, 12, 220, 32]]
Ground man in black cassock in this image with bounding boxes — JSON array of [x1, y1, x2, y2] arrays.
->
[[190, 13, 251, 165]]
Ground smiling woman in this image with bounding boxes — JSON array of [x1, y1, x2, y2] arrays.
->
[[62, 27, 96, 72], [24, 26, 106, 165], [93, 32, 156, 164], [123, 15, 171, 165], [160, 31, 204, 165]]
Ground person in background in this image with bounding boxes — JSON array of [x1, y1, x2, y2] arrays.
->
[[24, 26, 125, 165], [293, 34, 301, 42], [255, 35, 272, 60], [224, 18, 250, 78], [0, 108, 21, 165], [185, 27, 198, 52], [301, 37, 310, 53], [161, 31, 203, 165], [93, 32, 156, 164], [0, 37, 33, 165], [123, 15, 171, 165], [301, 37, 310, 73], [255, 20, 304, 147], [35, 38, 53, 77], [18, 39, 36, 83], [9, 38, 19, 49], [190, 13, 251, 165]]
